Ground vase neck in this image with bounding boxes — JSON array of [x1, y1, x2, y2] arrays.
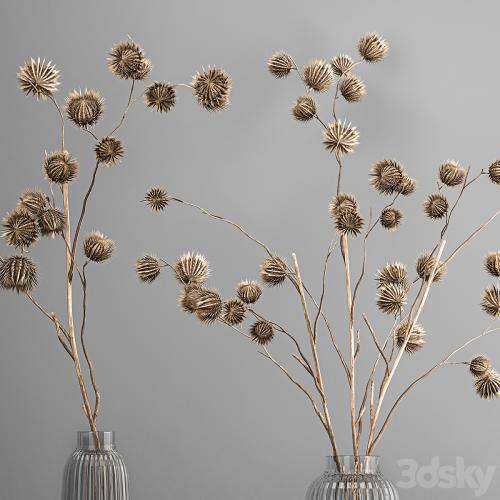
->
[[326, 456, 380, 474], [77, 431, 115, 451]]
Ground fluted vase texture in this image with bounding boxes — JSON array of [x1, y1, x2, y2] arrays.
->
[[306, 456, 399, 500], [62, 431, 129, 500]]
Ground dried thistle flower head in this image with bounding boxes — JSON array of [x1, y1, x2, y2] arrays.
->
[[65, 89, 104, 128], [38, 208, 65, 237], [135, 58, 152, 81], [481, 285, 500, 317], [0, 255, 38, 293], [260, 256, 287, 287], [423, 193, 448, 219], [178, 284, 201, 313], [416, 253, 446, 282], [303, 60, 334, 92], [377, 283, 407, 315], [2, 210, 39, 250], [376, 262, 409, 291], [340, 75, 366, 102], [329, 193, 358, 218], [380, 207, 402, 231], [292, 95, 316, 122], [83, 231, 115, 262], [489, 160, 500, 185], [108, 40, 146, 80], [44, 150, 78, 184], [475, 370, 500, 400], [267, 52, 294, 78], [395, 322, 426, 354], [17, 189, 47, 216], [249, 320, 274, 345], [484, 252, 500, 277], [236, 280, 262, 304], [18, 58, 60, 100], [470, 356, 492, 378], [439, 160, 466, 187], [136, 255, 161, 283], [191, 66, 231, 111], [330, 54, 354, 76], [324, 121, 359, 155], [358, 32, 389, 62], [144, 81, 176, 113], [95, 137, 124, 165], [221, 298, 247, 326], [195, 288, 222, 323], [370, 159, 404, 195], [335, 209, 364, 237], [399, 175, 417, 196], [144, 187, 171, 212], [174, 253, 209, 286]]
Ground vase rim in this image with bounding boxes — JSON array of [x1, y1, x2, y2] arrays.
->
[[77, 431, 116, 451]]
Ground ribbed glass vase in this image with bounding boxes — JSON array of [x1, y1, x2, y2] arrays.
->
[[306, 456, 399, 500], [62, 431, 129, 500]]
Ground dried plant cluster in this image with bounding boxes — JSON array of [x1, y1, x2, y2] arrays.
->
[[2, 37, 231, 444]]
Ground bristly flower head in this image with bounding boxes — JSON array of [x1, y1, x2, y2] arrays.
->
[[44, 150, 78, 184], [439, 160, 466, 187], [488, 160, 500, 185], [221, 298, 246, 326], [136, 255, 161, 283], [249, 320, 274, 345], [380, 207, 402, 231], [38, 208, 65, 238], [18, 58, 60, 100], [83, 232, 115, 262], [470, 356, 492, 378], [399, 175, 417, 196], [2, 210, 39, 250], [0, 255, 38, 293], [178, 284, 201, 313], [324, 121, 359, 155], [260, 256, 288, 287], [330, 54, 354, 76], [303, 60, 334, 92], [475, 370, 500, 400], [370, 159, 404, 195], [17, 189, 47, 216], [134, 58, 152, 81], [292, 95, 316, 122], [377, 283, 407, 315], [358, 32, 389, 62], [95, 137, 124, 165], [423, 192, 448, 219], [395, 322, 426, 354], [416, 252, 446, 282], [144, 81, 176, 113], [267, 52, 294, 78], [481, 285, 500, 318], [65, 89, 104, 128], [340, 74, 366, 102], [376, 262, 409, 291], [329, 193, 358, 218], [236, 280, 262, 304], [108, 39, 147, 80], [484, 252, 500, 277], [144, 187, 171, 212], [194, 288, 222, 323], [334, 209, 364, 237], [191, 66, 232, 111], [174, 253, 210, 286]]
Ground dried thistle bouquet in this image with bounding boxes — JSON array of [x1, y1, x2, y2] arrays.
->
[[1, 38, 231, 445], [137, 32, 500, 463]]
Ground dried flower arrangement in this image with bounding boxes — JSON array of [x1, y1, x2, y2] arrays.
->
[[137, 32, 500, 463], [1, 38, 231, 445]]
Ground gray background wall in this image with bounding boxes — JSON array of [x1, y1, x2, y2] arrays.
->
[[1, 0, 500, 498]]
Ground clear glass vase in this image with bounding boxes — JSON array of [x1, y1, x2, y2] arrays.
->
[[61, 431, 129, 500], [306, 456, 399, 500]]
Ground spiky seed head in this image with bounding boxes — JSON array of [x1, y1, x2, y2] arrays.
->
[[329, 193, 358, 218], [485, 252, 500, 277], [399, 175, 417, 196], [423, 192, 448, 219], [18, 58, 60, 100], [95, 137, 124, 165], [2, 210, 39, 250], [267, 52, 294, 78], [65, 89, 104, 128], [249, 320, 274, 345], [416, 253, 446, 282], [174, 253, 209, 285], [340, 74, 366, 102], [489, 160, 500, 184], [83, 232, 115, 262], [380, 207, 402, 231], [475, 370, 500, 400], [191, 66, 231, 112], [0, 255, 38, 293], [358, 32, 389, 62], [334, 209, 364, 237], [17, 189, 47, 216], [260, 256, 288, 287], [395, 322, 426, 354], [134, 58, 152, 80], [195, 288, 222, 323], [370, 159, 404, 195], [303, 60, 334, 92], [481, 285, 500, 318], [136, 255, 161, 283], [38, 208, 65, 237], [178, 284, 201, 313], [144, 81, 176, 113], [439, 160, 466, 187], [221, 298, 247, 326], [330, 54, 354, 76], [108, 40, 146, 80], [470, 356, 492, 378], [44, 150, 78, 184], [377, 283, 407, 315], [292, 95, 316, 122], [324, 121, 359, 155], [144, 187, 171, 212], [236, 280, 262, 304], [376, 263, 409, 291]]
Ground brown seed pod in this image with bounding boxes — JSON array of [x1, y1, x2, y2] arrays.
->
[[330, 54, 354, 76], [323, 121, 359, 155], [488, 160, 500, 185], [399, 175, 417, 196], [44, 150, 78, 184], [370, 159, 404, 195], [267, 52, 294, 78], [475, 370, 500, 400], [144, 187, 170, 212], [195, 288, 223, 323], [95, 137, 124, 165], [38, 208, 65, 237], [340, 74, 366, 102], [423, 193, 448, 219], [65, 89, 104, 128], [481, 285, 500, 318], [108, 40, 146, 80], [303, 60, 334, 92], [18, 58, 60, 100], [83, 232, 115, 262], [0, 255, 38, 293], [260, 256, 288, 287], [144, 81, 176, 113], [376, 283, 407, 315], [221, 298, 247, 326], [174, 253, 209, 285], [236, 280, 262, 304], [376, 262, 409, 291], [358, 32, 389, 62], [2, 210, 39, 249], [17, 190, 48, 216], [395, 322, 426, 354], [470, 356, 492, 378], [191, 66, 231, 111], [249, 320, 274, 345], [484, 252, 500, 277], [292, 95, 316, 122], [439, 160, 466, 187], [136, 255, 161, 283], [134, 58, 152, 81], [334, 209, 364, 237], [416, 253, 446, 282], [178, 284, 202, 313], [329, 193, 358, 218], [380, 207, 402, 231]]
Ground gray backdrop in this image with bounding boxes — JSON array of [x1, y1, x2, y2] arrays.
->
[[1, 1, 500, 498]]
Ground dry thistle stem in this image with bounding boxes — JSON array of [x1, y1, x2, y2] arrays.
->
[[194, 288, 222, 323], [334, 209, 364, 237], [191, 66, 232, 111], [370, 159, 404, 195], [2, 210, 39, 250], [376, 262, 409, 291], [475, 370, 500, 400], [136, 255, 161, 283], [340, 75, 366, 102], [144, 187, 171, 212], [292, 95, 316, 122], [144, 81, 176, 113], [470, 356, 492, 378], [83, 232, 115, 262], [423, 192, 448, 219], [18, 58, 60, 100], [95, 136, 124, 165], [17, 189, 47, 216], [303, 60, 334, 92], [395, 322, 426, 354], [376, 283, 407, 315], [323, 121, 359, 155], [260, 256, 287, 286], [267, 52, 294, 78], [65, 89, 104, 128], [484, 252, 500, 277], [236, 280, 262, 304], [108, 40, 147, 80], [330, 54, 354, 76], [416, 253, 446, 282], [0, 255, 38, 293], [249, 320, 274, 345], [380, 207, 402, 231], [174, 253, 209, 286], [358, 32, 389, 62], [439, 160, 466, 187], [488, 160, 500, 185], [329, 193, 358, 218], [221, 299, 247, 326], [44, 151, 79, 184], [481, 285, 500, 317], [38, 208, 65, 237]]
